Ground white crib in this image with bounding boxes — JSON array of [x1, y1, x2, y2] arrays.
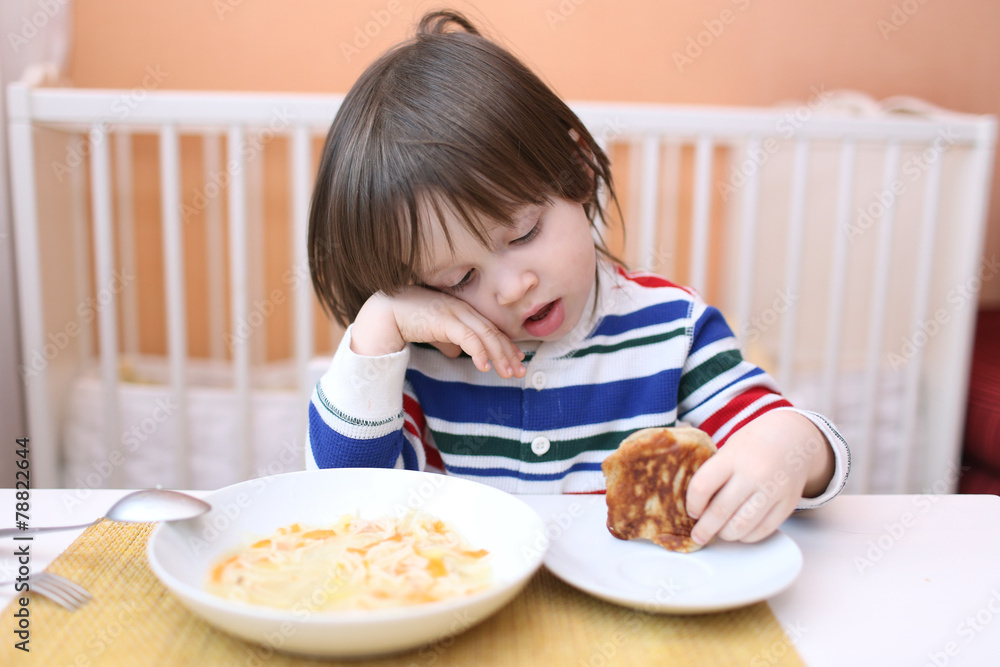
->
[[8, 73, 996, 493]]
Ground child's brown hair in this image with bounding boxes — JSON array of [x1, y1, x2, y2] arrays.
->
[[308, 10, 622, 327]]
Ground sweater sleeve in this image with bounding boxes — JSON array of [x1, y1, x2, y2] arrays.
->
[[676, 299, 793, 444], [305, 325, 427, 471], [675, 296, 850, 509]]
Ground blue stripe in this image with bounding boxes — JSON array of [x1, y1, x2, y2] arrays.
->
[[524, 369, 680, 429], [690, 306, 736, 352], [309, 403, 406, 469], [409, 368, 680, 429], [590, 300, 691, 338], [446, 460, 604, 481], [401, 438, 419, 470], [407, 371, 523, 425]]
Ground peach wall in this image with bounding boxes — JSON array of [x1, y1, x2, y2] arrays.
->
[[66, 0, 1000, 315]]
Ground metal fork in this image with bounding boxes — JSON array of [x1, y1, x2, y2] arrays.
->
[[1, 571, 92, 611]]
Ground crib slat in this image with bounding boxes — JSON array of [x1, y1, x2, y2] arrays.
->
[[228, 125, 253, 481], [777, 139, 810, 392], [291, 126, 314, 404], [660, 142, 681, 278], [247, 141, 267, 365], [203, 133, 226, 361], [689, 136, 714, 294], [159, 125, 190, 489], [857, 140, 902, 493], [8, 109, 58, 486], [115, 132, 140, 359], [821, 141, 857, 418], [928, 124, 999, 492], [89, 125, 123, 488], [735, 137, 762, 348], [637, 135, 661, 270], [895, 150, 943, 492], [70, 149, 94, 366]]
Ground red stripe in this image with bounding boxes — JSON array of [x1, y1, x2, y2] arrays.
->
[[566, 490, 607, 495], [403, 394, 444, 470], [615, 266, 693, 294], [698, 387, 789, 438], [716, 401, 791, 448], [424, 446, 444, 471], [403, 395, 425, 433]]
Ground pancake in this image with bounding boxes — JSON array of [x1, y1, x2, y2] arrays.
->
[[601, 426, 716, 553]]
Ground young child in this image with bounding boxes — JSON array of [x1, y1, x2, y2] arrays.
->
[[306, 10, 850, 546]]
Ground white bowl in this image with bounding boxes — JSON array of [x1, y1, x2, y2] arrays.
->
[[147, 469, 547, 658]]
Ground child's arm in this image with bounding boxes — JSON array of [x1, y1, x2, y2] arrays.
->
[[351, 288, 526, 378], [307, 287, 526, 470], [306, 323, 418, 469], [685, 409, 835, 545], [675, 299, 850, 545]]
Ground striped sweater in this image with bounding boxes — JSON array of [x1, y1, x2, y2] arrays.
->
[[307, 261, 850, 508]]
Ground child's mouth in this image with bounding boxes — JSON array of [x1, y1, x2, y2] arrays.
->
[[523, 299, 565, 338]]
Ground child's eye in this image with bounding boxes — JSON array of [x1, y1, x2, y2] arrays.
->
[[449, 269, 474, 291], [512, 221, 541, 245]]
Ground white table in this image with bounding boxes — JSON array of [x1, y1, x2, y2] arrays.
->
[[2, 490, 999, 666]]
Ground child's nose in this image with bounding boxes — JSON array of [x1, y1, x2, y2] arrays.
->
[[495, 269, 538, 306]]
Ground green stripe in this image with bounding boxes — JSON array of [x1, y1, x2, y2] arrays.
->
[[678, 349, 744, 404], [433, 423, 676, 463], [563, 327, 686, 359]]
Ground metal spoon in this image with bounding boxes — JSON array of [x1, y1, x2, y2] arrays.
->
[[0, 489, 211, 538]]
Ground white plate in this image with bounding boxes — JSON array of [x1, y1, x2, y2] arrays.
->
[[147, 469, 547, 658], [543, 499, 802, 613]]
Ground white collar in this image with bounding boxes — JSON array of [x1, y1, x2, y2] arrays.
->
[[528, 258, 619, 360]]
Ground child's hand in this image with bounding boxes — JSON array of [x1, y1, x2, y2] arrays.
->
[[351, 287, 527, 379], [685, 410, 834, 545]]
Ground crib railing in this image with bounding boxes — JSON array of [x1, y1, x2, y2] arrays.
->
[[8, 80, 996, 493]]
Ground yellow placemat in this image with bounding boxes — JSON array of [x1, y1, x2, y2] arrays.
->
[[2, 521, 805, 666]]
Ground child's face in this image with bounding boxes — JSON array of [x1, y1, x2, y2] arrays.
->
[[420, 198, 598, 343]]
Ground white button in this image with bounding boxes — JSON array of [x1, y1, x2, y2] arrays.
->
[[531, 436, 550, 456], [531, 371, 547, 390]]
